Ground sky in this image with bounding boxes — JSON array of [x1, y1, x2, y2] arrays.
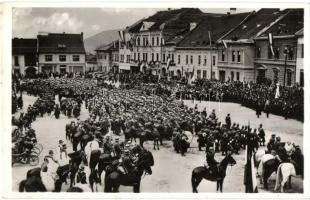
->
[[12, 8, 257, 39]]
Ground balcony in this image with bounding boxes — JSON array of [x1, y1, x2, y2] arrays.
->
[[254, 58, 296, 66]]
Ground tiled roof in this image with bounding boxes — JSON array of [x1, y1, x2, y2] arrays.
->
[[221, 9, 282, 41], [12, 38, 37, 55], [38, 33, 85, 54], [177, 12, 251, 47], [258, 9, 304, 37]]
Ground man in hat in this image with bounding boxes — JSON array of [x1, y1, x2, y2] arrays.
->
[[76, 164, 87, 184], [113, 137, 122, 159], [225, 114, 231, 129], [267, 134, 276, 153], [258, 124, 265, 146]]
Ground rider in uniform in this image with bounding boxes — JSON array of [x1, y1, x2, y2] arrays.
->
[[121, 149, 136, 175], [205, 147, 218, 177]]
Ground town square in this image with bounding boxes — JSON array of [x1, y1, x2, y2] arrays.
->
[[9, 7, 304, 193]]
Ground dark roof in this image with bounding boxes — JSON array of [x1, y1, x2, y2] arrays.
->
[[128, 8, 209, 34], [12, 38, 37, 55], [221, 9, 282, 41], [177, 12, 251, 47], [295, 28, 303, 36], [259, 9, 304, 37], [38, 33, 85, 54]]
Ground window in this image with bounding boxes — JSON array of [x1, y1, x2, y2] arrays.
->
[[137, 37, 140, 46], [73, 55, 80, 62], [138, 53, 140, 61], [157, 37, 159, 46], [45, 55, 52, 62], [236, 72, 240, 81], [152, 37, 154, 46], [256, 47, 261, 58], [126, 55, 130, 63], [203, 70, 207, 79], [221, 51, 225, 61], [237, 51, 241, 62], [288, 47, 294, 60], [212, 56, 216, 66], [300, 71, 304, 87], [115, 54, 119, 61], [14, 56, 19, 66], [156, 53, 159, 61], [142, 38, 145, 46], [178, 55, 181, 64], [268, 47, 273, 59], [273, 69, 279, 83], [287, 71, 292, 86], [171, 54, 174, 62], [59, 55, 66, 62], [301, 44, 304, 58], [203, 56, 207, 66], [198, 55, 201, 65], [170, 71, 174, 77], [186, 55, 188, 64], [163, 54, 165, 62], [134, 53, 136, 61], [120, 55, 124, 62], [190, 55, 193, 64], [232, 51, 235, 62], [231, 71, 234, 81], [151, 53, 154, 61], [145, 38, 149, 46], [274, 47, 280, 59], [197, 70, 201, 79]]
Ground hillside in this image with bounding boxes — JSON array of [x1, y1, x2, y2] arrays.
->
[[84, 29, 120, 54]]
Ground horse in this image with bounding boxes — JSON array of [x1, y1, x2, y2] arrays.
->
[[84, 138, 101, 166], [67, 150, 88, 187], [40, 157, 60, 191], [19, 167, 47, 192], [274, 150, 304, 193], [104, 149, 154, 193], [254, 148, 266, 168], [191, 154, 237, 193], [260, 157, 280, 189]]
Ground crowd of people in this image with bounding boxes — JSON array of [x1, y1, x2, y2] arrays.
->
[[12, 74, 304, 192]]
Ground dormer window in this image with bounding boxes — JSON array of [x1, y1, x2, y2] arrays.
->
[[58, 44, 67, 49]]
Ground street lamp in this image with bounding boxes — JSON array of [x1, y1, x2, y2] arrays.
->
[[283, 46, 288, 86]]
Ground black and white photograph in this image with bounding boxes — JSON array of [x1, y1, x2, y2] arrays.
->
[[4, 4, 307, 195]]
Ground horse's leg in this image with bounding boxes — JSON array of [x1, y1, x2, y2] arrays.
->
[[289, 176, 292, 189], [157, 139, 160, 150], [191, 173, 202, 193], [216, 180, 219, 192], [133, 181, 141, 193], [153, 139, 156, 150], [220, 179, 223, 193]]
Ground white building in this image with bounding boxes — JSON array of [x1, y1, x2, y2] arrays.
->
[[37, 32, 86, 75], [295, 28, 304, 86]]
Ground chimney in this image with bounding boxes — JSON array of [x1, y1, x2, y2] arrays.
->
[[190, 22, 197, 31], [230, 8, 236, 14]]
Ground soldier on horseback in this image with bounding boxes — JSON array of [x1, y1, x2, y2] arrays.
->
[[205, 147, 219, 177]]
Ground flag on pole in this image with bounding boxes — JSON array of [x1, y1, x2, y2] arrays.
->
[[268, 33, 275, 56], [275, 83, 280, 99], [118, 30, 124, 43], [208, 31, 212, 46], [222, 40, 228, 49], [166, 58, 171, 70], [244, 144, 258, 193]]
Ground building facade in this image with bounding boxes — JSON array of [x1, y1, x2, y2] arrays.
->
[[37, 32, 86, 75], [12, 38, 37, 76], [253, 9, 303, 86], [295, 29, 304, 86]]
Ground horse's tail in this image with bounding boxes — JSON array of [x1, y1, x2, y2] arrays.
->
[[191, 170, 198, 193], [19, 180, 26, 192], [274, 163, 283, 191]]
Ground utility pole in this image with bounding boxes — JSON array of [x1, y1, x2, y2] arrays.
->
[[283, 46, 288, 86]]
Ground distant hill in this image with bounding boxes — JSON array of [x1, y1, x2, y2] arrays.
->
[[84, 29, 120, 54]]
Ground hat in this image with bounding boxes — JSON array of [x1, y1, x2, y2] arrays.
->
[[79, 165, 84, 170], [124, 149, 130, 154], [49, 150, 54, 155], [59, 140, 63, 143]]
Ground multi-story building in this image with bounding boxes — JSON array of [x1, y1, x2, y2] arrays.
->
[[12, 38, 37, 76], [175, 11, 252, 81], [85, 54, 98, 72], [217, 9, 284, 82], [127, 8, 208, 76], [254, 9, 303, 86], [118, 30, 135, 73], [37, 32, 86, 75], [295, 28, 304, 86], [96, 40, 119, 73]]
